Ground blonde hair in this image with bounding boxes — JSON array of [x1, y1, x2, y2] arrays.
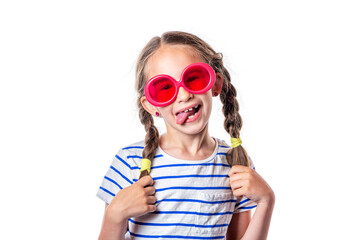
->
[[135, 31, 250, 178]]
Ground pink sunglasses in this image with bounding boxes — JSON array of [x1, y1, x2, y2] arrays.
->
[[144, 62, 216, 107]]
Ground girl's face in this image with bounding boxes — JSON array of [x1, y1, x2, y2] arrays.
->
[[143, 44, 217, 136]]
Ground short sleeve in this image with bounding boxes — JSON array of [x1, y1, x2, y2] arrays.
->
[[96, 149, 136, 205], [234, 156, 258, 213]]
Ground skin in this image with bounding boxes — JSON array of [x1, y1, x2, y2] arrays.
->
[[228, 166, 275, 239], [99, 44, 275, 240]]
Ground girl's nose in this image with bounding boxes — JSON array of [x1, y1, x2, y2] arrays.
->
[[177, 87, 193, 103]]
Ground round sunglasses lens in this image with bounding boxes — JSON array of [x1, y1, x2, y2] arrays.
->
[[149, 78, 176, 103], [183, 66, 210, 92]]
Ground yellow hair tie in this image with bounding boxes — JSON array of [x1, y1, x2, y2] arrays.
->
[[140, 158, 151, 173], [231, 138, 242, 148]]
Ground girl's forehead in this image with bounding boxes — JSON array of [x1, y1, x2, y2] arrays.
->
[[146, 45, 203, 80]]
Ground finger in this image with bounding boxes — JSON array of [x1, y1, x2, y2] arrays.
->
[[145, 186, 156, 195], [137, 175, 154, 187], [229, 172, 252, 185], [145, 204, 157, 213], [228, 165, 251, 176], [147, 196, 157, 204], [233, 187, 246, 198], [230, 179, 248, 191], [229, 172, 244, 184], [232, 185, 250, 198]]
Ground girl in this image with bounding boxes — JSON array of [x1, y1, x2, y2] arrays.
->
[[97, 31, 275, 240]]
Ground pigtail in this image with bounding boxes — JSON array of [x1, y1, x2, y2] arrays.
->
[[220, 80, 250, 167], [137, 98, 160, 178], [135, 36, 162, 179], [211, 55, 250, 167]]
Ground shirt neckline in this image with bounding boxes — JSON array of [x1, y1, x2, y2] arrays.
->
[[156, 137, 219, 163]]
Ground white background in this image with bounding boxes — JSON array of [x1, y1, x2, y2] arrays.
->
[[1, 0, 359, 239]]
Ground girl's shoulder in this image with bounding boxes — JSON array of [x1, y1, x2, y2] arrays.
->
[[215, 138, 234, 157], [214, 138, 255, 170], [116, 140, 145, 156], [216, 138, 231, 149]]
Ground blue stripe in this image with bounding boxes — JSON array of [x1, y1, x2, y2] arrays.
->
[[218, 145, 230, 148], [216, 152, 227, 155], [152, 174, 229, 181], [104, 176, 123, 190], [99, 187, 115, 196], [239, 205, 257, 210], [128, 218, 228, 228], [110, 166, 133, 185], [235, 198, 251, 207], [115, 155, 139, 170], [152, 211, 233, 216], [156, 198, 236, 205], [132, 174, 229, 182], [129, 231, 224, 239], [122, 146, 144, 150], [156, 186, 231, 192], [127, 154, 163, 159], [152, 162, 230, 170]]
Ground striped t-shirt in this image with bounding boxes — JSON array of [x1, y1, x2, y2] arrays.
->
[[97, 138, 257, 239]]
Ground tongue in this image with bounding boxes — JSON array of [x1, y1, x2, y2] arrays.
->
[[176, 109, 196, 124]]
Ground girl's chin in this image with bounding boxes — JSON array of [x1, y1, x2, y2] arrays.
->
[[177, 120, 209, 135]]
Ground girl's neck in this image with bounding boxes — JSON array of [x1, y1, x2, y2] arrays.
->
[[159, 126, 216, 160]]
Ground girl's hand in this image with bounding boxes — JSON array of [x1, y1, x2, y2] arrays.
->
[[228, 165, 274, 205], [106, 175, 157, 224]]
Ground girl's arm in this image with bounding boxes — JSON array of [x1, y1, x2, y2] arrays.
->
[[240, 198, 274, 240], [226, 211, 251, 239], [228, 165, 275, 240], [99, 204, 128, 240], [98, 176, 157, 240]]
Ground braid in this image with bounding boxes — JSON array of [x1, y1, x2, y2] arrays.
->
[[137, 98, 160, 178], [135, 36, 162, 179], [212, 56, 250, 167]]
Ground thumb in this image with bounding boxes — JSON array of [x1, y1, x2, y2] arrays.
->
[[137, 175, 154, 187]]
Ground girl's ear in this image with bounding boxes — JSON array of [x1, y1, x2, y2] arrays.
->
[[212, 73, 224, 96], [141, 96, 159, 116]]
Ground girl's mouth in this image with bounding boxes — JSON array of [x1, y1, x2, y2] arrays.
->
[[175, 105, 201, 125]]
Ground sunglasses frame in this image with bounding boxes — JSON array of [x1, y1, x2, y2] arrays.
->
[[144, 62, 216, 107]]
